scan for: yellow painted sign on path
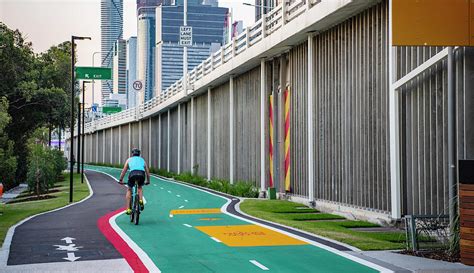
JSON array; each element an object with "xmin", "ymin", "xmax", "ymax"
[
  {"xmin": 170, "ymin": 208, "xmax": 222, "ymax": 216},
  {"xmin": 196, "ymin": 225, "xmax": 308, "ymax": 247}
]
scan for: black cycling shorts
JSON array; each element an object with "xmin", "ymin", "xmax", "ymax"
[{"xmin": 128, "ymin": 170, "xmax": 145, "ymax": 188}]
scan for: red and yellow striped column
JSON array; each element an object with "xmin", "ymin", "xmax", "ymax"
[
  {"xmin": 284, "ymin": 87, "xmax": 291, "ymax": 192},
  {"xmin": 269, "ymin": 94, "xmax": 274, "ymax": 188}
]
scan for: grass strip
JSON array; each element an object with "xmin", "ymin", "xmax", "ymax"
[{"xmin": 240, "ymin": 199, "xmax": 406, "ymax": 251}]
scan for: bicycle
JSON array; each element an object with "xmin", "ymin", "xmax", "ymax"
[{"xmin": 129, "ymin": 180, "xmax": 141, "ymax": 225}]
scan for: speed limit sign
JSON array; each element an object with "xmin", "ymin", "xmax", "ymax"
[{"xmin": 133, "ymin": 80, "xmax": 143, "ymax": 91}]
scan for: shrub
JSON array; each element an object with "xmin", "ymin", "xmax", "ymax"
[
  {"xmin": 50, "ymin": 149, "xmax": 67, "ymax": 180},
  {"xmin": 232, "ymin": 181, "xmax": 259, "ymax": 198},
  {"xmin": 26, "ymin": 144, "xmax": 56, "ymax": 196}
]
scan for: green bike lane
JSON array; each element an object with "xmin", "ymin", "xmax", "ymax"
[{"xmin": 87, "ymin": 166, "xmax": 384, "ymax": 273}]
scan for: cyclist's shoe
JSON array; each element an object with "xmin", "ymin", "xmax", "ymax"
[
  {"xmin": 139, "ymin": 200, "xmax": 144, "ymax": 211},
  {"xmin": 125, "ymin": 208, "xmax": 132, "ymax": 215}
]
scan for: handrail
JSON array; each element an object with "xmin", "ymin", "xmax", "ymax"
[{"xmin": 77, "ymin": 0, "xmax": 316, "ymax": 135}]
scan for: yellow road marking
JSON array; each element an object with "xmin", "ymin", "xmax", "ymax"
[
  {"xmin": 170, "ymin": 208, "xmax": 222, "ymax": 215},
  {"xmin": 199, "ymin": 218, "xmax": 222, "ymax": 221},
  {"xmin": 195, "ymin": 225, "xmax": 308, "ymax": 247}
]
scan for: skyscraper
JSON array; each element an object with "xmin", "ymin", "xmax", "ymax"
[
  {"xmin": 101, "ymin": 0, "xmax": 123, "ymax": 105},
  {"xmin": 137, "ymin": 0, "xmax": 162, "ymax": 104},
  {"xmin": 126, "ymin": 37, "xmax": 138, "ymax": 108},
  {"xmin": 155, "ymin": 3, "xmax": 228, "ymax": 92},
  {"xmin": 112, "ymin": 39, "xmax": 127, "ymax": 94}
]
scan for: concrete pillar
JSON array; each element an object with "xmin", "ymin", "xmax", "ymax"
[
  {"xmin": 191, "ymin": 97, "xmax": 195, "ymax": 173},
  {"xmin": 119, "ymin": 126, "xmax": 122, "ymax": 163},
  {"xmin": 149, "ymin": 118, "xmax": 152, "ymax": 164},
  {"xmin": 307, "ymin": 34, "xmax": 315, "ymax": 203},
  {"xmin": 110, "ymin": 127, "xmax": 113, "ymax": 164},
  {"xmin": 167, "ymin": 110, "xmax": 170, "ymax": 172},
  {"xmin": 229, "ymin": 76, "xmax": 234, "ymax": 184},
  {"xmin": 207, "ymin": 87, "xmax": 212, "ymax": 181},
  {"xmin": 178, "ymin": 104, "xmax": 181, "ymax": 173},
  {"xmin": 158, "ymin": 114, "xmax": 161, "ymax": 168},
  {"xmin": 260, "ymin": 59, "xmax": 266, "ymax": 192}
]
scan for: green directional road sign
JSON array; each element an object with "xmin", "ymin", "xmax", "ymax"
[{"xmin": 75, "ymin": 67, "xmax": 112, "ymax": 80}]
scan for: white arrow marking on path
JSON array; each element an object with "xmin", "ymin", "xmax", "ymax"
[
  {"xmin": 63, "ymin": 252, "xmax": 81, "ymax": 262},
  {"xmin": 184, "ymin": 200, "xmax": 188, "ymax": 202},
  {"xmin": 54, "ymin": 244, "xmax": 83, "ymax": 251},
  {"xmin": 61, "ymin": 237, "xmax": 75, "ymax": 244},
  {"xmin": 179, "ymin": 205, "xmax": 185, "ymax": 209}
]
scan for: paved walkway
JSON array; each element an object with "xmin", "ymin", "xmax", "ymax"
[{"xmin": 3, "ymin": 171, "xmax": 130, "ymax": 272}]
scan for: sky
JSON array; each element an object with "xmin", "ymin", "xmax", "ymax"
[{"xmin": 0, "ymin": 0, "xmax": 255, "ymax": 106}]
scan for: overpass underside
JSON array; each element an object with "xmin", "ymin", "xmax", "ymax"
[{"xmin": 72, "ymin": 0, "xmax": 474, "ymax": 224}]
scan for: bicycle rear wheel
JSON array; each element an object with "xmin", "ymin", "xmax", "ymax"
[
  {"xmin": 134, "ymin": 194, "xmax": 140, "ymax": 225},
  {"xmin": 130, "ymin": 197, "xmax": 135, "ymax": 223}
]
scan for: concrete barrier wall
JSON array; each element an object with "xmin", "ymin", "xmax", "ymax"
[
  {"xmin": 169, "ymin": 108, "xmax": 179, "ymax": 173},
  {"xmin": 211, "ymin": 83, "xmax": 230, "ymax": 180},
  {"xmin": 160, "ymin": 113, "xmax": 168, "ymax": 170},
  {"xmin": 194, "ymin": 92, "xmax": 208, "ymax": 177},
  {"xmin": 150, "ymin": 116, "xmax": 160, "ymax": 169},
  {"xmin": 234, "ymin": 66, "xmax": 262, "ymax": 185}
]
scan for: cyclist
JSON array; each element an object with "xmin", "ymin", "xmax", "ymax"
[{"xmin": 119, "ymin": 148, "xmax": 151, "ymax": 215}]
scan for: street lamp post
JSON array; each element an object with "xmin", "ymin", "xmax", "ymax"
[
  {"xmin": 70, "ymin": 35, "xmax": 91, "ymax": 203},
  {"xmin": 81, "ymin": 81, "xmax": 91, "ymax": 184}
]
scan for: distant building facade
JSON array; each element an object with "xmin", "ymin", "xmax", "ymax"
[
  {"xmin": 155, "ymin": 3, "xmax": 228, "ymax": 92},
  {"xmin": 126, "ymin": 37, "xmax": 138, "ymax": 108},
  {"xmin": 101, "ymin": 0, "xmax": 123, "ymax": 104},
  {"xmin": 137, "ymin": 0, "xmax": 162, "ymax": 104},
  {"xmin": 112, "ymin": 39, "xmax": 127, "ymax": 95}
]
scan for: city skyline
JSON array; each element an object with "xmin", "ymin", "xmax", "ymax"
[{"xmin": 0, "ymin": 0, "xmax": 255, "ymax": 107}]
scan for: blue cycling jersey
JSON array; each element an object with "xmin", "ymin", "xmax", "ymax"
[{"xmin": 128, "ymin": 156, "xmax": 145, "ymax": 172}]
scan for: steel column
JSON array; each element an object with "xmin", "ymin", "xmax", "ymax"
[{"xmin": 389, "ymin": 0, "xmax": 401, "ymax": 219}]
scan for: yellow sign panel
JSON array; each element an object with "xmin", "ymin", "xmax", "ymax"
[
  {"xmin": 199, "ymin": 218, "xmax": 222, "ymax": 221},
  {"xmin": 170, "ymin": 208, "xmax": 222, "ymax": 215},
  {"xmin": 195, "ymin": 225, "xmax": 308, "ymax": 247},
  {"xmin": 392, "ymin": 0, "xmax": 472, "ymax": 46}
]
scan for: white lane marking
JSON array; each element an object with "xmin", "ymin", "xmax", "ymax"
[
  {"xmin": 250, "ymin": 260, "xmax": 269, "ymax": 271},
  {"xmin": 160, "ymin": 187, "xmax": 164, "ymax": 189},
  {"xmin": 210, "ymin": 237, "xmax": 221, "ymax": 243},
  {"xmin": 184, "ymin": 199, "xmax": 188, "ymax": 202},
  {"xmin": 179, "ymin": 205, "xmax": 185, "ymax": 209},
  {"xmin": 168, "ymin": 190, "xmax": 172, "ymax": 193},
  {"xmin": 109, "ymin": 211, "xmax": 161, "ymax": 272},
  {"xmin": 153, "ymin": 184, "xmax": 157, "ymax": 187},
  {"xmin": 61, "ymin": 237, "xmax": 76, "ymax": 244},
  {"xmin": 176, "ymin": 195, "xmax": 181, "ymax": 197},
  {"xmin": 183, "ymin": 224, "xmax": 192, "ymax": 228},
  {"xmin": 169, "ymin": 214, "xmax": 173, "ymax": 218},
  {"xmin": 0, "ymin": 173, "xmax": 94, "ymax": 267}
]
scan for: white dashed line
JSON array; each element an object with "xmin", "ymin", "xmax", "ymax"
[
  {"xmin": 168, "ymin": 190, "xmax": 172, "ymax": 193},
  {"xmin": 184, "ymin": 200, "xmax": 188, "ymax": 202},
  {"xmin": 250, "ymin": 260, "xmax": 269, "ymax": 271},
  {"xmin": 183, "ymin": 224, "xmax": 192, "ymax": 228},
  {"xmin": 160, "ymin": 187, "xmax": 164, "ymax": 189},
  {"xmin": 169, "ymin": 214, "xmax": 173, "ymax": 218},
  {"xmin": 176, "ymin": 195, "xmax": 181, "ymax": 197},
  {"xmin": 179, "ymin": 205, "xmax": 185, "ymax": 209},
  {"xmin": 210, "ymin": 237, "xmax": 221, "ymax": 243}
]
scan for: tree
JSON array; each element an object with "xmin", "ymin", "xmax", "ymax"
[{"xmin": 0, "ymin": 23, "xmax": 73, "ymax": 186}]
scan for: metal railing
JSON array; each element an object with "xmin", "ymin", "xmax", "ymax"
[{"xmin": 77, "ymin": 0, "xmax": 319, "ymax": 135}]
